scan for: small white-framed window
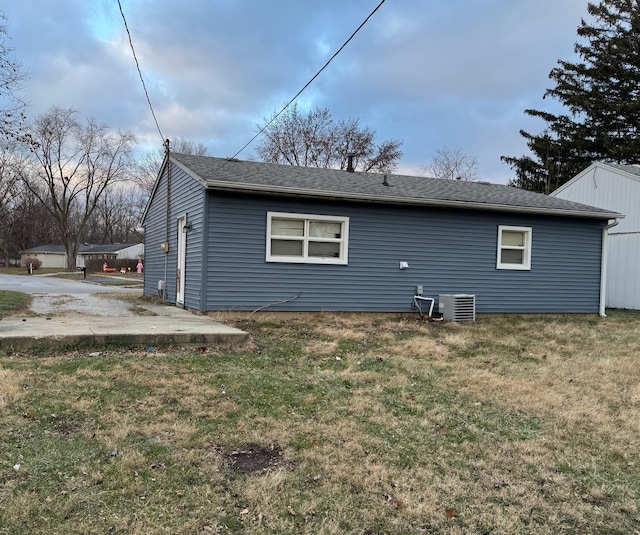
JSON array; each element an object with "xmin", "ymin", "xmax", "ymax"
[
  {"xmin": 497, "ymin": 225, "xmax": 532, "ymax": 270},
  {"xmin": 266, "ymin": 212, "xmax": 349, "ymax": 265}
]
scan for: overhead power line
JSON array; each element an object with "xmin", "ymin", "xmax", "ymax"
[
  {"xmin": 117, "ymin": 0, "xmax": 165, "ymax": 144},
  {"xmin": 229, "ymin": 0, "xmax": 386, "ymax": 160}
]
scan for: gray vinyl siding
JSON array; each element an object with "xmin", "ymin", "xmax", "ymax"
[
  {"xmin": 142, "ymin": 162, "xmax": 206, "ymax": 309},
  {"xmin": 204, "ymin": 192, "xmax": 604, "ymax": 313},
  {"xmin": 141, "ymin": 172, "xmax": 167, "ymax": 301}
]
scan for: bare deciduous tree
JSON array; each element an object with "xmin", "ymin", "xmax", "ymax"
[
  {"xmin": 6, "ymin": 180, "xmax": 58, "ymax": 260},
  {"xmin": 418, "ymin": 147, "xmax": 479, "ymax": 181},
  {"xmin": 84, "ymin": 184, "xmax": 146, "ymax": 244},
  {"xmin": 19, "ymin": 107, "xmax": 135, "ymax": 270},
  {"xmin": 0, "ymin": 151, "xmax": 59, "ymax": 265},
  {"xmin": 0, "ymin": 144, "xmax": 24, "ymax": 265},
  {"xmin": 255, "ymin": 104, "xmax": 403, "ymax": 173},
  {"xmin": 0, "ymin": 13, "xmax": 28, "ymax": 142},
  {"xmin": 134, "ymin": 137, "xmax": 209, "ymax": 194}
]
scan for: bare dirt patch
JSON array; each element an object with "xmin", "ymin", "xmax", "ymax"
[
  {"xmin": 49, "ymin": 415, "xmax": 82, "ymax": 436},
  {"xmin": 226, "ymin": 442, "xmax": 285, "ymax": 474}
]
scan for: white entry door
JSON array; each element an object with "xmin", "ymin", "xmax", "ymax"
[{"xmin": 176, "ymin": 216, "xmax": 187, "ymax": 306}]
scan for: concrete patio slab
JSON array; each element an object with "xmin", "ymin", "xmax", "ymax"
[{"xmin": 0, "ymin": 304, "xmax": 248, "ymax": 350}]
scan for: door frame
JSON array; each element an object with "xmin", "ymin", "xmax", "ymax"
[{"xmin": 176, "ymin": 215, "xmax": 187, "ymax": 306}]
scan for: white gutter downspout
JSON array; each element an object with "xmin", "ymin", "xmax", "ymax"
[{"xmin": 599, "ymin": 218, "xmax": 620, "ymax": 317}]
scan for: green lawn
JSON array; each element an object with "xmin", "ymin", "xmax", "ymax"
[
  {"xmin": 0, "ymin": 290, "xmax": 32, "ymax": 317},
  {"xmin": 0, "ymin": 267, "xmax": 67, "ymax": 276},
  {"xmin": 1, "ymin": 311, "xmax": 639, "ymax": 534}
]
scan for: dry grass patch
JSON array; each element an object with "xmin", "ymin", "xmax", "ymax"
[
  {"xmin": 443, "ymin": 317, "xmax": 640, "ymax": 442},
  {"xmin": 303, "ymin": 339, "xmax": 338, "ymax": 356},
  {"xmin": 1, "ymin": 311, "xmax": 640, "ymax": 534},
  {"xmin": 314, "ymin": 325, "xmax": 368, "ymax": 341},
  {"xmin": 0, "ymin": 366, "xmax": 21, "ymax": 409},
  {"xmin": 388, "ymin": 336, "xmax": 451, "ymax": 360}
]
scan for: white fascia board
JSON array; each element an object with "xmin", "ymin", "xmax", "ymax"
[{"xmin": 551, "ymin": 162, "xmax": 601, "ymax": 196}]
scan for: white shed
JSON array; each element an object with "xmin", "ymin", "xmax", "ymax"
[{"xmin": 551, "ymin": 162, "xmax": 639, "ymax": 309}]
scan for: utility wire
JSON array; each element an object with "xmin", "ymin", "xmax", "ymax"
[
  {"xmin": 117, "ymin": 0, "xmax": 165, "ymax": 144},
  {"xmin": 229, "ymin": 0, "xmax": 386, "ymax": 160}
]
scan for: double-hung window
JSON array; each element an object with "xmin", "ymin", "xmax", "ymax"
[
  {"xmin": 497, "ymin": 225, "xmax": 532, "ymax": 270},
  {"xmin": 266, "ymin": 212, "xmax": 349, "ymax": 265}
]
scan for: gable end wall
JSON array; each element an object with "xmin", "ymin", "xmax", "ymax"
[
  {"xmin": 554, "ymin": 165, "xmax": 640, "ymax": 309},
  {"xmin": 142, "ymin": 162, "xmax": 206, "ymax": 308}
]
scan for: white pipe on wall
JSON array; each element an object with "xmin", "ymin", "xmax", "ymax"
[{"xmin": 600, "ymin": 218, "xmax": 620, "ymax": 317}]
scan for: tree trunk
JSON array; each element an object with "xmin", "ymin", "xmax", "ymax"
[{"xmin": 62, "ymin": 237, "xmax": 79, "ymax": 272}]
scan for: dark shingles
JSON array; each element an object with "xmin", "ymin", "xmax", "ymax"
[
  {"xmin": 606, "ymin": 162, "xmax": 640, "ymax": 177},
  {"xmin": 21, "ymin": 244, "xmax": 137, "ymax": 255},
  {"xmin": 20, "ymin": 244, "xmax": 66, "ymax": 254},
  {"xmin": 171, "ymin": 153, "xmax": 621, "ymax": 219},
  {"xmin": 80, "ymin": 244, "xmax": 141, "ymax": 254}
]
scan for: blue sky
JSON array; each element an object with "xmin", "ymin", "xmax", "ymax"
[{"xmin": 5, "ymin": 0, "xmax": 588, "ymax": 183}]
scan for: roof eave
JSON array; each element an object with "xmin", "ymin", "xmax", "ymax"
[{"xmin": 205, "ymin": 180, "xmax": 621, "ymax": 220}]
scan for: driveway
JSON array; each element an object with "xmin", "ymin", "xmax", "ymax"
[{"xmin": 0, "ymin": 274, "xmax": 142, "ymax": 317}]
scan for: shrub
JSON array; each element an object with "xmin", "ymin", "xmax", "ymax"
[{"xmin": 22, "ymin": 257, "xmax": 42, "ymax": 270}]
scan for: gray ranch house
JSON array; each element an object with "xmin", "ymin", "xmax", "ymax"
[
  {"xmin": 78, "ymin": 243, "xmax": 145, "ymax": 268},
  {"xmin": 141, "ymin": 153, "xmax": 621, "ymax": 316}
]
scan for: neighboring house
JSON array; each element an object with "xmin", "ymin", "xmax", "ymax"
[
  {"xmin": 21, "ymin": 243, "xmax": 144, "ymax": 269},
  {"xmin": 141, "ymin": 153, "xmax": 620, "ymax": 315},
  {"xmin": 1, "ymin": 253, "xmax": 22, "ymax": 267},
  {"xmin": 551, "ymin": 162, "xmax": 637, "ymax": 309},
  {"xmin": 20, "ymin": 244, "xmax": 84, "ymax": 269},
  {"xmin": 78, "ymin": 243, "xmax": 144, "ymax": 268}
]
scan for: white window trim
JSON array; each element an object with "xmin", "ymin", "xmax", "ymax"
[
  {"xmin": 496, "ymin": 225, "xmax": 532, "ymax": 270},
  {"xmin": 266, "ymin": 212, "xmax": 349, "ymax": 265}
]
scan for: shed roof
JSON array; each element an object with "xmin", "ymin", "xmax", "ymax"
[
  {"xmin": 80, "ymin": 243, "xmax": 142, "ymax": 255},
  {"xmin": 20, "ymin": 244, "xmax": 66, "ymax": 254},
  {"xmin": 606, "ymin": 162, "xmax": 640, "ymax": 178},
  {"xmin": 169, "ymin": 153, "xmax": 621, "ymax": 220},
  {"xmin": 21, "ymin": 244, "xmax": 94, "ymax": 254},
  {"xmin": 21, "ymin": 244, "xmax": 138, "ymax": 255}
]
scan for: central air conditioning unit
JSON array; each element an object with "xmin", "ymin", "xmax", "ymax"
[{"xmin": 438, "ymin": 294, "xmax": 476, "ymax": 322}]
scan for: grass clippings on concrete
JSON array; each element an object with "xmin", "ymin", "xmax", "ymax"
[{"xmin": 0, "ymin": 311, "xmax": 639, "ymax": 534}]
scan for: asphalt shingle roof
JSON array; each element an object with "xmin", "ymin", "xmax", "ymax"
[
  {"xmin": 605, "ymin": 162, "xmax": 640, "ymax": 178},
  {"xmin": 20, "ymin": 244, "xmax": 66, "ymax": 254},
  {"xmin": 21, "ymin": 244, "xmax": 94, "ymax": 254},
  {"xmin": 21, "ymin": 244, "xmax": 139, "ymax": 255},
  {"xmin": 171, "ymin": 153, "xmax": 621, "ymax": 220},
  {"xmin": 80, "ymin": 244, "xmax": 141, "ymax": 254}
]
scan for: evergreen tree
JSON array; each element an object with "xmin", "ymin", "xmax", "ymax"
[{"xmin": 502, "ymin": 0, "xmax": 640, "ymax": 193}]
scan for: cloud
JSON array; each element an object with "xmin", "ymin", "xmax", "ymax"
[{"xmin": 5, "ymin": 0, "xmax": 590, "ymax": 182}]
